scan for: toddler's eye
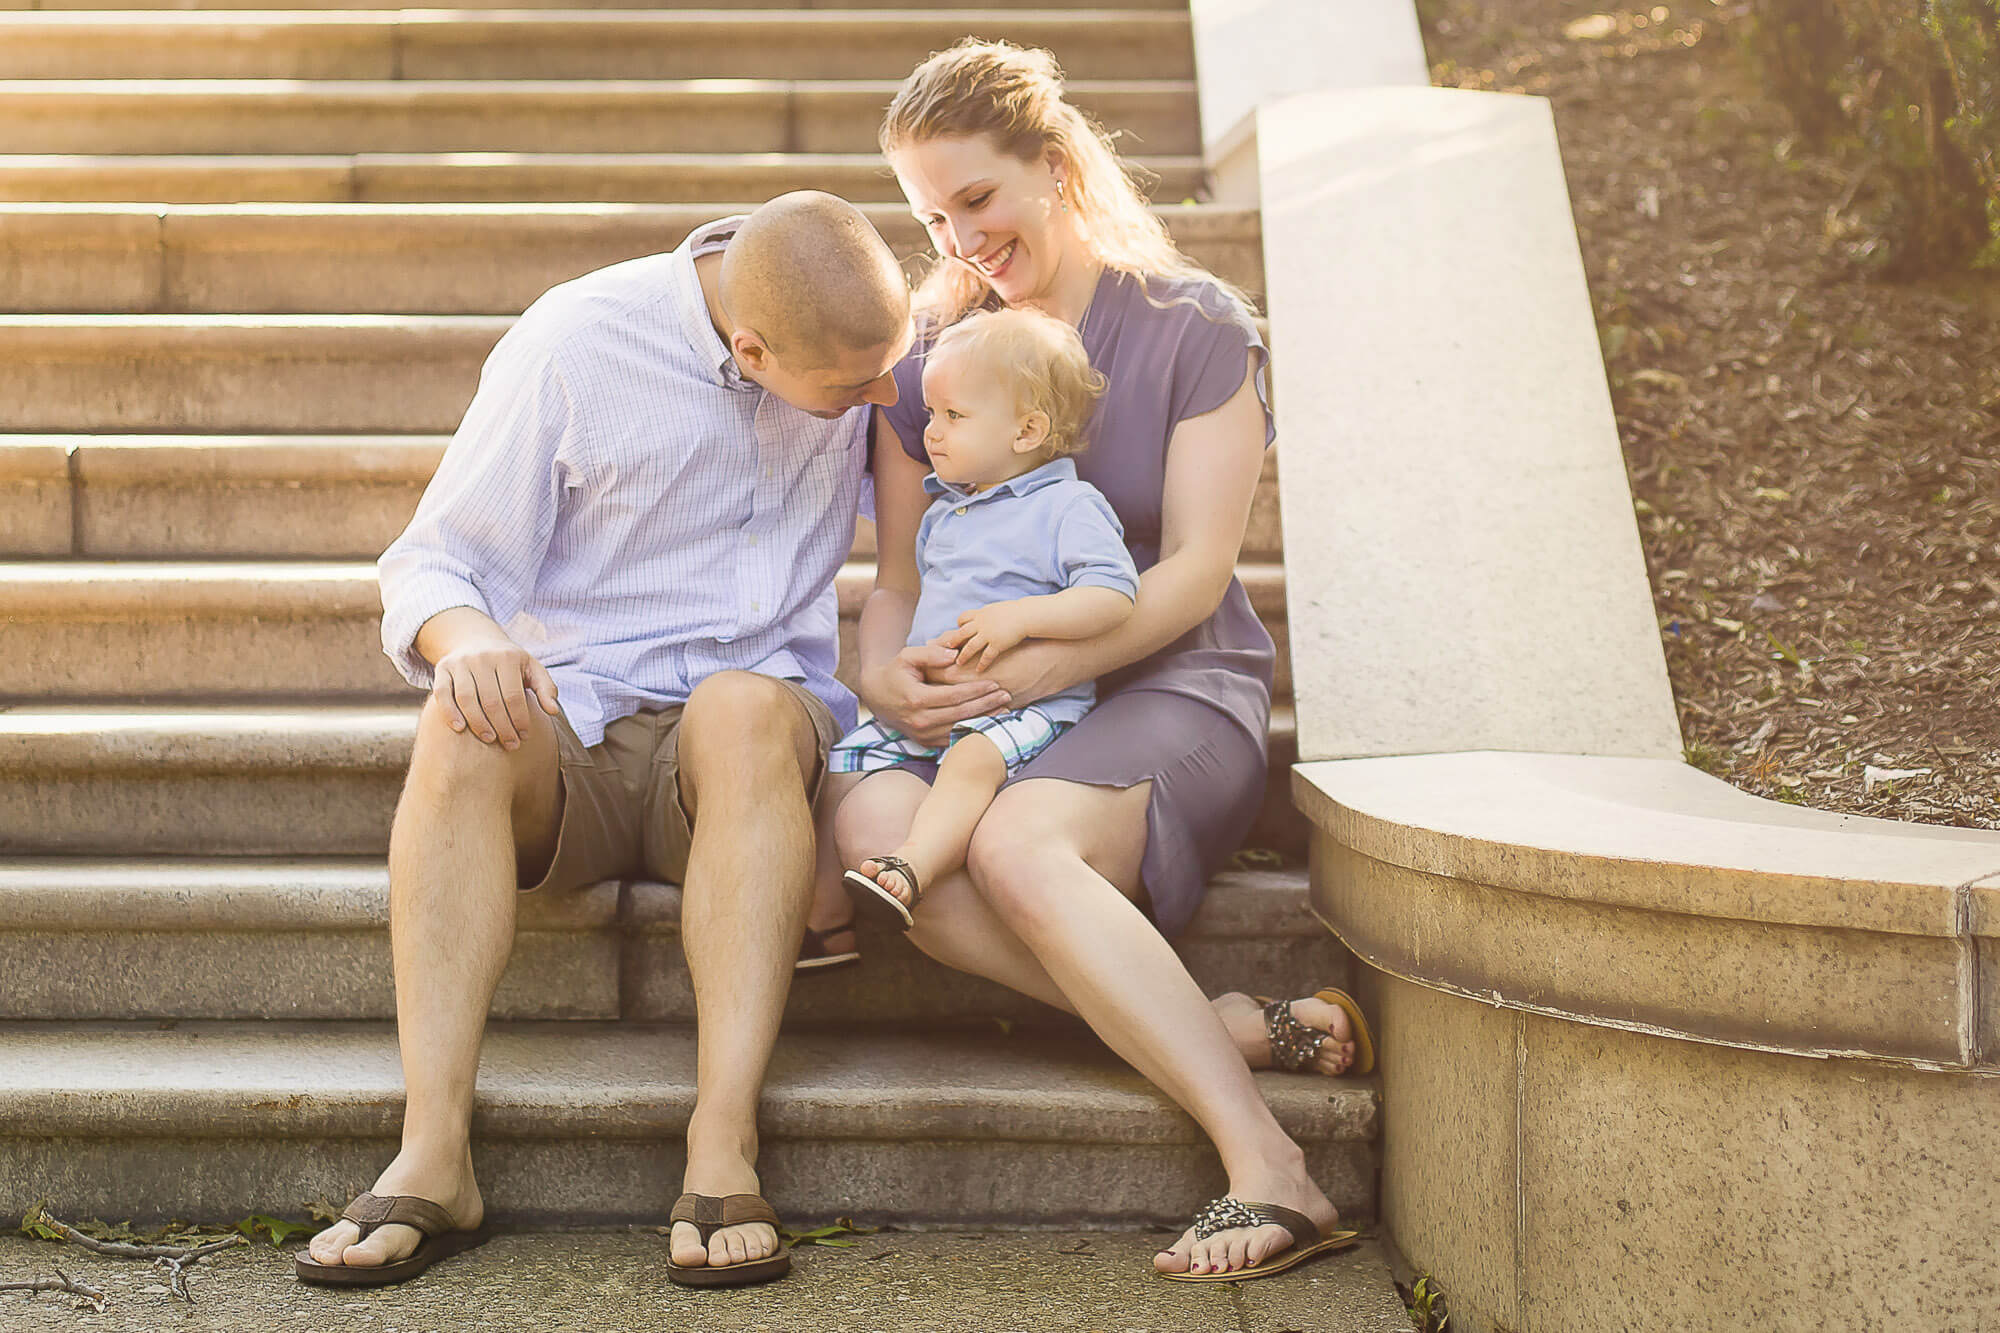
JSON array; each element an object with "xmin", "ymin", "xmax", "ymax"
[{"xmin": 945, "ymin": 409, "xmax": 962, "ymax": 420}]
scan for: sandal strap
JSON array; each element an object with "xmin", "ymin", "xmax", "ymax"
[
  {"xmin": 870, "ymin": 855, "xmax": 922, "ymax": 907},
  {"xmin": 1262, "ymin": 999, "xmax": 1329, "ymax": 1072},
  {"xmin": 669, "ymin": 1193, "xmax": 780, "ymax": 1244},
  {"xmin": 1190, "ymin": 1196, "xmax": 1321, "ymax": 1246},
  {"xmin": 341, "ymin": 1192, "xmax": 456, "ymax": 1242}
]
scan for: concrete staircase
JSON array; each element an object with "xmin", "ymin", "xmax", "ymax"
[{"xmin": 0, "ymin": 0, "xmax": 1372, "ymax": 1241}]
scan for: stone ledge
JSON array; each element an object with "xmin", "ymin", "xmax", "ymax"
[{"xmin": 1298, "ymin": 752, "xmax": 2000, "ymax": 1070}]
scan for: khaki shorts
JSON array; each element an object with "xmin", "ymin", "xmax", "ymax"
[{"xmin": 523, "ymin": 676, "xmax": 840, "ymax": 894}]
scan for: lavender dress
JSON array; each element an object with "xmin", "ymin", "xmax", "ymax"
[{"xmin": 879, "ymin": 268, "xmax": 1276, "ymax": 935}]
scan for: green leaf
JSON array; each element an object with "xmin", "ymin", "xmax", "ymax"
[
  {"xmin": 235, "ymin": 1215, "xmax": 316, "ymax": 1248},
  {"xmin": 778, "ymin": 1216, "xmax": 880, "ymax": 1249}
]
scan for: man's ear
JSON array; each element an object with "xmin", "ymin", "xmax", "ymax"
[
  {"xmin": 731, "ymin": 329, "xmax": 772, "ymax": 373},
  {"xmin": 1014, "ymin": 410, "xmax": 1051, "ymax": 455}
]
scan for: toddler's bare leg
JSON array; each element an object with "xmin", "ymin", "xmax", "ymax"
[{"xmin": 855, "ymin": 732, "xmax": 1007, "ymax": 908}]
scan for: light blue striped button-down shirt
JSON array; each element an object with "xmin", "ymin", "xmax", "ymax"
[{"xmin": 379, "ymin": 217, "xmax": 870, "ymax": 745}]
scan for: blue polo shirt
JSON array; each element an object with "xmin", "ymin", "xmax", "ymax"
[{"xmin": 908, "ymin": 457, "xmax": 1141, "ymax": 726}]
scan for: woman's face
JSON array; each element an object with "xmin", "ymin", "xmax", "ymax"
[{"xmin": 891, "ymin": 134, "xmax": 1077, "ymax": 308}]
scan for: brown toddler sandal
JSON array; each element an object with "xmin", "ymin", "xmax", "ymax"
[
  {"xmin": 1158, "ymin": 1196, "xmax": 1359, "ymax": 1283},
  {"xmin": 665, "ymin": 1192, "xmax": 792, "ymax": 1288},
  {"xmin": 292, "ymin": 1191, "xmax": 492, "ymax": 1287},
  {"xmin": 1254, "ymin": 986, "xmax": 1376, "ymax": 1076},
  {"xmin": 843, "ymin": 855, "xmax": 921, "ymax": 932}
]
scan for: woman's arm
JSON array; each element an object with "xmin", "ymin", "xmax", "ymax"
[
  {"xmin": 856, "ymin": 408, "xmax": 1012, "ymax": 744},
  {"xmin": 929, "ymin": 352, "xmax": 1267, "ymax": 703}
]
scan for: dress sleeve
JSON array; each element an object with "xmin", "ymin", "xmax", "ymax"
[
  {"xmin": 377, "ymin": 331, "xmax": 576, "ymax": 688},
  {"xmin": 1168, "ymin": 294, "xmax": 1277, "ymax": 448},
  {"xmin": 879, "ymin": 346, "xmax": 932, "ymax": 465},
  {"xmin": 1053, "ymin": 487, "xmax": 1142, "ymax": 601}
]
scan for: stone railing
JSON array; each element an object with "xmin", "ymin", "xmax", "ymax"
[{"xmin": 1192, "ymin": 8, "xmax": 2000, "ymax": 1330}]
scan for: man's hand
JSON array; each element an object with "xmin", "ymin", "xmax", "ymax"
[
  {"xmin": 861, "ymin": 644, "xmax": 1011, "ymax": 748},
  {"xmin": 936, "ymin": 600, "xmax": 1035, "ymax": 672},
  {"xmin": 432, "ymin": 634, "xmax": 561, "ymax": 750}
]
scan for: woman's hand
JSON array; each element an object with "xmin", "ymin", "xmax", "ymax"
[
  {"xmin": 862, "ymin": 644, "xmax": 1011, "ymax": 747},
  {"xmin": 922, "ymin": 638, "xmax": 1073, "ymax": 709}
]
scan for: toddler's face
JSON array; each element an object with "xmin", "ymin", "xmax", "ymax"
[{"xmin": 919, "ymin": 347, "xmax": 1041, "ymax": 490}]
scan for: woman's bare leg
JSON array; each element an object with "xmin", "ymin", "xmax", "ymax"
[
  {"xmin": 836, "ymin": 772, "xmax": 1361, "ymax": 1074},
  {"xmin": 839, "ymin": 770, "xmax": 1346, "ymax": 1275}
]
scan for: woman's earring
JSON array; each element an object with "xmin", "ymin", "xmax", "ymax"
[{"xmin": 1056, "ymin": 178, "xmax": 1068, "ymax": 212}]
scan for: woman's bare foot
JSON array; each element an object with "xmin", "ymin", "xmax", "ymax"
[
  {"xmin": 1212, "ymin": 991, "xmax": 1358, "ymax": 1076},
  {"xmin": 304, "ymin": 1146, "xmax": 484, "ymax": 1269},
  {"xmin": 1152, "ymin": 1157, "xmax": 1340, "ymax": 1277}
]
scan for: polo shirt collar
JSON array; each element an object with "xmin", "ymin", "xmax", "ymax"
[
  {"xmin": 925, "ymin": 456, "xmax": 1079, "ymax": 504},
  {"xmin": 679, "ymin": 215, "xmax": 755, "ymax": 391}
]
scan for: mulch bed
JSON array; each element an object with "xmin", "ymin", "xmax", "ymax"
[{"xmin": 1422, "ymin": 0, "xmax": 2000, "ymax": 829}]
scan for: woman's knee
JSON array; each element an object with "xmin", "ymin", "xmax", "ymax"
[
  {"xmin": 833, "ymin": 771, "xmax": 925, "ymax": 865},
  {"xmin": 963, "ymin": 792, "xmax": 1085, "ymax": 929}
]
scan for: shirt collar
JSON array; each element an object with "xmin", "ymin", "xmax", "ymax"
[
  {"xmin": 678, "ymin": 215, "xmax": 756, "ymax": 391},
  {"xmin": 924, "ymin": 456, "xmax": 1079, "ymax": 505}
]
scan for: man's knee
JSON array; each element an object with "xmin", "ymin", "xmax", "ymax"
[
  {"xmin": 680, "ymin": 672, "xmax": 816, "ymax": 777},
  {"xmin": 408, "ymin": 695, "xmax": 553, "ymax": 802}
]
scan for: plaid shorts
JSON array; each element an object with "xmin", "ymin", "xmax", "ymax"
[{"xmin": 828, "ymin": 706, "xmax": 1073, "ymax": 778}]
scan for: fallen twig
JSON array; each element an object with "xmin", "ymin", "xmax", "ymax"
[
  {"xmin": 24, "ymin": 1205, "xmax": 247, "ymax": 1306},
  {"xmin": 0, "ymin": 1267, "xmax": 108, "ymax": 1312}
]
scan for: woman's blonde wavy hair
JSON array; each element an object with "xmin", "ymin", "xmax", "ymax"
[{"xmin": 880, "ymin": 38, "xmax": 1256, "ymax": 330}]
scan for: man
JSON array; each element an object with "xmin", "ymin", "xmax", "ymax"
[{"xmin": 298, "ymin": 192, "xmax": 915, "ymax": 1289}]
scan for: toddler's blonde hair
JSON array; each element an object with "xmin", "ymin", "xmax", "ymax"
[{"xmin": 933, "ymin": 307, "xmax": 1106, "ymax": 458}]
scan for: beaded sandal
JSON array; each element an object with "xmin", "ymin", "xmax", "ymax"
[
  {"xmin": 1158, "ymin": 1196, "xmax": 1359, "ymax": 1283},
  {"xmin": 1256, "ymin": 987, "xmax": 1376, "ymax": 1076},
  {"xmin": 843, "ymin": 855, "xmax": 921, "ymax": 932}
]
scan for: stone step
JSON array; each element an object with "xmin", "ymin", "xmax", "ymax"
[
  {"xmin": 0, "ymin": 151, "xmax": 1208, "ymax": 204},
  {"xmin": 0, "ymin": 308, "xmax": 1262, "ymax": 431},
  {"xmin": 0, "ymin": 559, "xmax": 1294, "ymax": 701},
  {"xmin": 9, "ymin": 434, "xmax": 1282, "ymax": 560},
  {"xmin": 0, "ymin": 202, "xmax": 1261, "ymax": 314},
  {"xmin": 0, "ymin": 11, "xmax": 1192, "ymax": 82},
  {"xmin": 0, "ymin": 1022, "xmax": 1378, "ymax": 1227},
  {"xmin": 0, "ymin": 858, "xmax": 1337, "ymax": 1024},
  {"xmin": 0, "ymin": 703, "xmax": 1304, "ymax": 856},
  {"xmin": 0, "ymin": 79, "xmax": 1195, "ymax": 155}
]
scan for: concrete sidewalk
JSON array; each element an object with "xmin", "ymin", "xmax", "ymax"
[{"xmin": 0, "ymin": 1229, "xmax": 1410, "ymax": 1332}]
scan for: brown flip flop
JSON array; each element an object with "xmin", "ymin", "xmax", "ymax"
[
  {"xmin": 1254, "ymin": 986, "xmax": 1376, "ymax": 1076},
  {"xmin": 292, "ymin": 1191, "xmax": 492, "ymax": 1287},
  {"xmin": 664, "ymin": 1192, "xmax": 792, "ymax": 1288},
  {"xmin": 1158, "ymin": 1197, "xmax": 1359, "ymax": 1283}
]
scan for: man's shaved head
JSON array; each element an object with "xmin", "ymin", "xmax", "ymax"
[{"xmin": 720, "ymin": 191, "xmax": 911, "ymax": 370}]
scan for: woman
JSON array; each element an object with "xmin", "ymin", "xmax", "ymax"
[{"xmin": 827, "ymin": 39, "xmax": 1369, "ymax": 1281}]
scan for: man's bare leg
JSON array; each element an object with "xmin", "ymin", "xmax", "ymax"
[
  {"xmin": 667, "ymin": 672, "xmax": 822, "ymax": 1273},
  {"xmin": 305, "ymin": 700, "xmax": 563, "ymax": 1268}
]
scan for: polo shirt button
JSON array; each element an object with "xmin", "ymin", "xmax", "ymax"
[{"xmin": 955, "ymin": 506, "xmax": 968, "ymax": 516}]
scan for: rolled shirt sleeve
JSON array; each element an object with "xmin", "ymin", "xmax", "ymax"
[
  {"xmin": 1053, "ymin": 488, "xmax": 1141, "ymax": 602},
  {"xmin": 378, "ymin": 330, "xmax": 576, "ymax": 689}
]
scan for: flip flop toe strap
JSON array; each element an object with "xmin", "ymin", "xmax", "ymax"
[
  {"xmin": 1262, "ymin": 999, "xmax": 1329, "ymax": 1072},
  {"xmin": 670, "ymin": 1193, "xmax": 780, "ymax": 1246},
  {"xmin": 341, "ymin": 1192, "xmax": 455, "ymax": 1243},
  {"xmin": 1191, "ymin": 1197, "xmax": 1320, "ymax": 1246}
]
